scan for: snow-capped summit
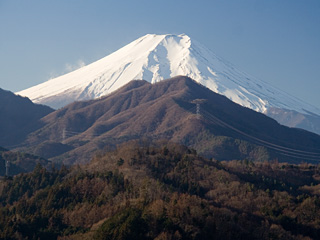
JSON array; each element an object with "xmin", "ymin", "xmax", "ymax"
[{"xmin": 17, "ymin": 34, "xmax": 320, "ymax": 118}]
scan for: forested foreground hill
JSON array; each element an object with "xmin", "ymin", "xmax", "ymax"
[{"xmin": 0, "ymin": 141, "xmax": 320, "ymax": 239}]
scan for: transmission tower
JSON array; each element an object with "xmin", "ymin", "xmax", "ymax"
[
  {"xmin": 5, "ymin": 160, "xmax": 10, "ymax": 177},
  {"xmin": 191, "ymin": 99, "xmax": 207, "ymax": 119}
]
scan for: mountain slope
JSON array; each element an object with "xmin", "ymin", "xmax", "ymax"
[
  {"xmin": 266, "ymin": 107, "xmax": 320, "ymax": 135},
  {"xmin": 0, "ymin": 88, "xmax": 54, "ymax": 148},
  {"xmin": 21, "ymin": 76, "xmax": 320, "ymax": 165},
  {"xmin": 17, "ymin": 34, "xmax": 320, "ymax": 118}
]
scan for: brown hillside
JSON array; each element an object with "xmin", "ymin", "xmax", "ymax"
[{"xmin": 20, "ymin": 76, "xmax": 320, "ymax": 165}]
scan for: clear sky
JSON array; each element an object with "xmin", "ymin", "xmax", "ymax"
[{"xmin": 1, "ymin": 0, "xmax": 319, "ymax": 108}]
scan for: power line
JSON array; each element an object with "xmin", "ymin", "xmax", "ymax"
[
  {"xmin": 62, "ymin": 129, "xmax": 106, "ymax": 141},
  {"xmin": 188, "ymin": 105, "xmax": 320, "ymax": 162}
]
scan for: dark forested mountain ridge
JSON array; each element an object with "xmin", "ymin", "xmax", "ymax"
[
  {"xmin": 0, "ymin": 88, "xmax": 54, "ymax": 147},
  {"xmin": 20, "ymin": 76, "xmax": 320, "ymax": 165}
]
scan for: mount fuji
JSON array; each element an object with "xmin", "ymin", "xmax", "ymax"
[{"xmin": 17, "ymin": 34, "xmax": 320, "ymax": 134}]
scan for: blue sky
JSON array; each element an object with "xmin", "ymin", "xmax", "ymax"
[{"xmin": 0, "ymin": 0, "xmax": 319, "ymax": 108}]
